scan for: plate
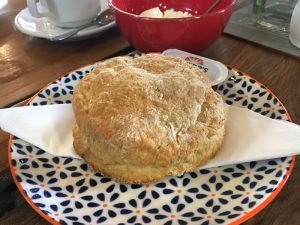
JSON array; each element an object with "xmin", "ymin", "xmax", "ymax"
[
  {"xmin": 14, "ymin": 6, "xmax": 116, "ymax": 41},
  {"xmin": 9, "ymin": 62, "xmax": 295, "ymax": 225}
]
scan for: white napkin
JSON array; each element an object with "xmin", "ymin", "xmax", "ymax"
[
  {"xmin": 0, "ymin": 104, "xmax": 300, "ymax": 168},
  {"xmin": 0, "ymin": 104, "xmax": 79, "ymax": 158}
]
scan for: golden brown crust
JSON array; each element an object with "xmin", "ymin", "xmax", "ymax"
[{"xmin": 72, "ymin": 54, "xmax": 225, "ymax": 184}]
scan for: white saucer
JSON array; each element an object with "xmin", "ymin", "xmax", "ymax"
[{"xmin": 14, "ymin": 7, "xmax": 116, "ymax": 41}]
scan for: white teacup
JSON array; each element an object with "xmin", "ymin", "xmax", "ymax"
[
  {"xmin": 26, "ymin": 0, "xmax": 101, "ymax": 28},
  {"xmin": 289, "ymin": 0, "xmax": 300, "ymax": 48}
]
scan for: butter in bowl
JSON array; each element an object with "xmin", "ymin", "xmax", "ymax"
[{"xmin": 108, "ymin": 0, "xmax": 237, "ymax": 53}]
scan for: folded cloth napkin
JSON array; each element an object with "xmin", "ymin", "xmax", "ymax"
[{"xmin": 0, "ymin": 104, "xmax": 300, "ymax": 168}]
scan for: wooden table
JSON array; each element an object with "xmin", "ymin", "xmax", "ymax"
[{"xmin": 1, "ymin": 1, "xmax": 299, "ymax": 225}]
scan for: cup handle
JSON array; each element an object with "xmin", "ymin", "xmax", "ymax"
[{"xmin": 26, "ymin": 0, "xmax": 47, "ymax": 18}]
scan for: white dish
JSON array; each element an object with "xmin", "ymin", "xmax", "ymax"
[
  {"xmin": 162, "ymin": 49, "xmax": 228, "ymax": 86},
  {"xmin": 14, "ymin": 5, "xmax": 116, "ymax": 41}
]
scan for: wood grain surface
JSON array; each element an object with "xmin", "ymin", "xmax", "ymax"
[{"xmin": 1, "ymin": 0, "xmax": 300, "ymax": 225}]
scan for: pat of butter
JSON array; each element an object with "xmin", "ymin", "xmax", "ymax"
[
  {"xmin": 140, "ymin": 7, "xmax": 164, "ymax": 18},
  {"xmin": 140, "ymin": 7, "xmax": 192, "ymax": 18},
  {"xmin": 164, "ymin": 9, "xmax": 192, "ymax": 18}
]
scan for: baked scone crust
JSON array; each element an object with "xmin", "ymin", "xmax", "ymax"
[{"xmin": 72, "ymin": 54, "xmax": 225, "ymax": 184}]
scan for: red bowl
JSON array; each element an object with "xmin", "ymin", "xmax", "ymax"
[{"xmin": 109, "ymin": 0, "xmax": 237, "ymax": 53}]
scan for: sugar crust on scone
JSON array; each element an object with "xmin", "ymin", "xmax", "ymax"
[{"xmin": 72, "ymin": 54, "xmax": 225, "ymax": 184}]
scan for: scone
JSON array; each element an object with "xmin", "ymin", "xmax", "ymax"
[{"xmin": 72, "ymin": 54, "xmax": 225, "ymax": 184}]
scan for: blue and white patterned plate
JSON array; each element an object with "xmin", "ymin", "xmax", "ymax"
[{"xmin": 9, "ymin": 63, "xmax": 295, "ymax": 225}]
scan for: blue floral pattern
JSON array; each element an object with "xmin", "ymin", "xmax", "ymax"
[{"xmin": 9, "ymin": 65, "xmax": 295, "ymax": 224}]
